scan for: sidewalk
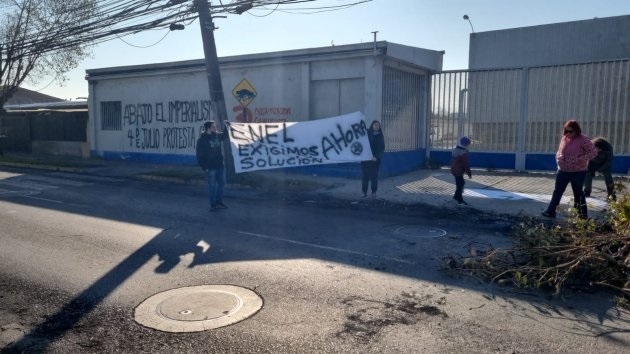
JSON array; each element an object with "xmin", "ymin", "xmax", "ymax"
[
  {"xmin": 0, "ymin": 153, "xmax": 623, "ymax": 220},
  {"xmin": 273, "ymin": 168, "xmax": 616, "ymax": 219},
  {"xmin": 0, "ymin": 154, "xmax": 627, "ymax": 218}
]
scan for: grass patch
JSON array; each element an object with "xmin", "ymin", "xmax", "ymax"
[
  {"xmin": 230, "ymin": 171, "xmax": 323, "ymax": 191},
  {"xmin": 142, "ymin": 168, "xmax": 206, "ymax": 180},
  {"xmin": 0, "ymin": 154, "xmax": 104, "ymax": 168}
]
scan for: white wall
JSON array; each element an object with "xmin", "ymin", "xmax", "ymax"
[
  {"xmin": 87, "ymin": 44, "xmax": 434, "ymax": 161},
  {"xmin": 90, "ymin": 62, "xmax": 310, "ymax": 156}
]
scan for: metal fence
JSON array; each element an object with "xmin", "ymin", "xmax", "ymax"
[
  {"xmin": 382, "ymin": 66, "xmax": 427, "ymax": 152},
  {"xmin": 430, "ymin": 59, "xmax": 630, "ymax": 170}
]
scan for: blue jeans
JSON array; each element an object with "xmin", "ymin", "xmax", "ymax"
[
  {"xmin": 207, "ymin": 166, "xmax": 225, "ymax": 206},
  {"xmin": 545, "ymin": 170, "xmax": 587, "ymax": 217}
]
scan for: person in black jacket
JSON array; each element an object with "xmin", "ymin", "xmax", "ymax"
[
  {"xmin": 196, "ymin": 120, "xmax": 228, "ymax": 211},
  {"xmin": 361, "ymin": 120, "xmax": 385, "ymax": 198},
  {"xmin": 583, "ymin": 137, "xmax": 616, "ymax": 201}
]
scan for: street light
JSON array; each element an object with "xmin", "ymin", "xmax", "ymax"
[{"xmin": 463, "ymin": 14, "xmax": 475, "ymax": 33}]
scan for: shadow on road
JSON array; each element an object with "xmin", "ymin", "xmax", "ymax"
[{"xmin": 1, "ymin": 167, "xmax": 628, "ymax": 351}]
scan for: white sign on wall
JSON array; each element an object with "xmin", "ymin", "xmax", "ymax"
[{"xmin": 227, "ymin": 112, "xmax": 372, "ymax": 173}]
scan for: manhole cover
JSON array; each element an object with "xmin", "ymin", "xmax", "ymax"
[
  {"xmin": 134, "ymin": 285, "xmax": 263, "ymax": 333},
  {"xmin": 391, "ymin": 225, "xmax": 447, "ymax": 238}
]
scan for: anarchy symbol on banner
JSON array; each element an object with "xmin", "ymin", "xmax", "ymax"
[{"xmin": 350, "ymin": 141, "xmax": 364, "ymax": 155}]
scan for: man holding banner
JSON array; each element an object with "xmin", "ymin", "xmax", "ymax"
[{"xmin": 196, "ymin": 121, "xmax": 228, "ymax": 211}]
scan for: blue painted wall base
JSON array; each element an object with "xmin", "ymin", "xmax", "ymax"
[
  {"xmin": 95, "ymin": 149, "xmax": 428, "ymax": 178},
  {"xmin": 95, "ymin": 149, "xmax": 630, "ymax": 176}
]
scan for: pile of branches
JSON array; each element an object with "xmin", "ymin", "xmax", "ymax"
[{"xmin": 443, "ymin": 190, "xmax": 630, "ymax": 306}]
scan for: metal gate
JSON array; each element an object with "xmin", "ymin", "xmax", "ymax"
[{"xmin": 430, "ymin": 59, "xmax": 630, "ymax": 172}]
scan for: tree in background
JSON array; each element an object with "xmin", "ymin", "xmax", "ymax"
[
  {"xmin": 0, "ymin": 0, "xmax": 371, "ymax": 113},
  {"xmin": 0, "ymin": 0, "xmax": 96, "ymax": 111}
]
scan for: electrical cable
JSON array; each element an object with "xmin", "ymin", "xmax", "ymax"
[
  {"xmin": 115, "ymin": 28, "xmax": 171, "ymax": 48},
  {"xmin": 1, "ymin": 0, "xmax": 371, "ymax": 59},
  {"xmin": 246, "ymin": 1, "xmax": 280, "ymax": 17},
  {"xmin": 32, "ymin": 75, "xmax": 59, "ymax": 92}
]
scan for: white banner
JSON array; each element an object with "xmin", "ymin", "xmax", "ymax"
[{"xmin": 227, "ymin": 112, "xmax": 372, "ymax": 173}]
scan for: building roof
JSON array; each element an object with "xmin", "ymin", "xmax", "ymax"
[
  {"xmin": 2, "ymin": 87, "xmax": 86, "ymax": 112},
  {"xmin": 86, "ymin": 41, "xmax": 444, "ymax": 80},
  {"xmin": 2, "ymin": 86, "xmax": 64, "ymax": 105},
  {"xmin": 4, "ymin": 100, "xmax": 87, "ymax": 112}
]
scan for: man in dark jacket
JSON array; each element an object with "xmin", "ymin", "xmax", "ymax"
[
  {"xmin": 583, "ymin": 137, "xmax": 616, "ymax": 201},
  {"xmin": 196, "ymin": 120, "xmax": 228, "ymax": 211}
]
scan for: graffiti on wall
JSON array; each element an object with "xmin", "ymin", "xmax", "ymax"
[{"xmin": 123, "ymin": 100, "xmax": 212, "ymax": 151}]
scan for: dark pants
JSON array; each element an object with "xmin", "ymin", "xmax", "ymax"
[
  {"xmin": 545, "ymin": 170, "xmax": 588, "ymax": 217},
  {"xmin": 453, "ymin": 174, "xmax": 465, "ymax": 202},
  {"xmin": 207, "ymin": 166, "xmax": 225, "ymax": 206},
  {"xmin": 584, "ymin": 167, "xmax": 615, "ymax": 200},
  {"xmin": 361, "ymin": 160, "xmax": 380, "ymax": 194}
]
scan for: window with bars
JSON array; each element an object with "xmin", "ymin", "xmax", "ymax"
[{"xmin": 100, "ymin": 101, "xmax": 122, "ymax": 130}]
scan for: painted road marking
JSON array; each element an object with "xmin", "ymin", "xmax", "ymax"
[
  {"xmin": 237, "ymin": 230, "xmax": 414, "ymax": 265},
  {"xmin": 466, "ymin": 188, "xmax": 609, "ymax": 210}
]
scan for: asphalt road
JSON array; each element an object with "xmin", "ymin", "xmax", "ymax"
[{"xmin": 1, "ymin": 167, "xmax": 629, "ymax": 353}]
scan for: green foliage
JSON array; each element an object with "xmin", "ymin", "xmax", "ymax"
[
  {"xmin": 443, "ymin": 189, "xmax": 630, "ymax": 307},
  {"xmin": 0, "ymin": 154, "xmax": 102, "ymax": 168},
  {"xmin": 609, "ymin": 191, "xmax": 630, "ymax": 237}
]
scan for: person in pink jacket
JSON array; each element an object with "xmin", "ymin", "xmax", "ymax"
[{"xmin": 542, "ymin": 120, "xmax": 598, "ymax": 219}]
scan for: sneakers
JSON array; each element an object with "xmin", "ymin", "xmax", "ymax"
[
  {"xmin": 361, "ymin": 194, "xmax": 368, "ymax": 199},
  {"xmin": 453, "ymin": 197, "xmax": 468, "ymax": 205},
  {"xmin": 541, "ymin": 211, "xmax": 556, "ymax": 218},
  {"xmin": 210, "ymin": 202, "xmax": 228, "ymax": 211}
]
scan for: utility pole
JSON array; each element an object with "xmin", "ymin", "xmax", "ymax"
[{"xmin": 195, "ymin": 0, "xmax": 235, "ymax": 178}]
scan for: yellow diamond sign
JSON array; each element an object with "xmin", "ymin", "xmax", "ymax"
[{"xmin": 232, "ymin": 79, "xmax": 257, "ymax": 108}]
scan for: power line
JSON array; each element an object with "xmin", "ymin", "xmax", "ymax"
[
  {"xmin": 1, "ymin": 0, "xmax": 372, "ymax": 59},
  {"xmin": 115, "ymin": 29, "xmax": 173, "ymax": 48}
]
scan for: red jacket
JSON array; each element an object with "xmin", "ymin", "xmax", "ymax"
[{"xmin": 451, "ymin": 146, "xmax": 471, "ymax": 176}]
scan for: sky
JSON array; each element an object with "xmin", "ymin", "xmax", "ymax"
[{"xmin": 21, "ymin": 0, "xmax": 630, "ymax": 100}]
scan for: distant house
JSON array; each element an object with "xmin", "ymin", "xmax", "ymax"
[
  {"xmin": 1, "ymin": 88, "xmax": 88, "ymax": 157},
  {"xmin": 2, "ymin": 87, "xmax": 64, "ymax": 106}
]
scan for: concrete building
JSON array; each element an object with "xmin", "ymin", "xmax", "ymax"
[
  {"xmin": 86, "ymin": 41, "xmax": 443, "ymax": 176},
  {"xmin": 428, "ymin": 15, "xmax": 630, "ymax": 173},
  {"xmin": 468, "ymin": 14, "xmax": 630, "ymax": 69}
]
